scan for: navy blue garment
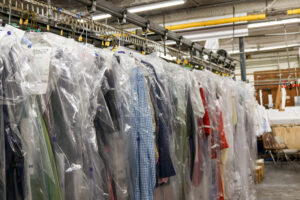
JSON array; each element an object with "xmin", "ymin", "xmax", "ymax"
[
  {"xmin": 186, "ymin": 91, "xmax": 196, "ymax": 181},
  {"xmin": 140, "ymin": 60, "xmax": 176, "ymax": 180},
  {"xmin": 0, "ymin": 45, "xmax": 26, "ymax": 200}
]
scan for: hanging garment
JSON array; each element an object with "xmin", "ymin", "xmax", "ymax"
[
  {"xmin": 128, "ymin": 67, "xmax": 156, "ymax": 200},
  {"xmin": 41, "ymin": 41, "xmax": 108, "ymax": 200},
  {"xmin": 199, "ymin": 87, "xmax": 211, "ymax": 136},
  {"xmin": 0, "ymin": 32, "xmax": 35, "ymax": 200},
  {"xmin": 154, "ymin": 62, "xmax": 190, "ymax": 200},
  {"xmin": 93, "ymin": 51, "xmax": 118, "ymax": 200},
  {"xmin": 139, "ymin": 60, "xmax": 176, "ymax": 182},
  {"xmin": 232, "ymin": 88, "xmax": 253, "ymax": 200},
  {"xmin": 1, "ymin": 47, "xmax": 26, "ymax": 200},
  {"xmin": 109, "ymin": 52, "xmax": 160, "ymax": 200},
  {"xmin": 0, "ymin": 28, "xmax": 261, "ymax": 200},
  {"xmin": 42, "ymin": 48, "xmax": 87, "ymax": 200},
  {"xmin": 0, "ymin": 43, "xmax": 6, "ymax": 200},
  {"xmin": 20, "ymin": 98, "xmax": 62, "ymax": 200}
]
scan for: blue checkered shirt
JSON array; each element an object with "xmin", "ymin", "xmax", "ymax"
[{"xmin": 128, "ymin": 67, "xmax": 156, "ymax": 200}]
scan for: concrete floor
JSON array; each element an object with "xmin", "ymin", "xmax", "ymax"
[{"xmin": 256, "ymin": 163, "xmax": 300, "ymax": 200}]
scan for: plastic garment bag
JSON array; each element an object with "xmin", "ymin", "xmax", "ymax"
[
  {"xmin": 155, "ymin": 62, "xmax": 190, "ymax": 200},
  {"xmin": 0, "ymin": 30, "xmax": 40, "ymax": 200},
  {"xmin": 231, "ymin": 83, "xmax": 253, "ymax": 200},
  {"xmin": 0, "ymin": 30, "xmax": 27, "ymax": 200},
  {"xmin": 184, "ymin": 71, "xmax": 208, "ymax": 200},
  {"xmin": 72, "ymin": 43, "xmax": 109, "ymax": 200},
  {"xmin": 94, "ymin": 50, "xmax": 136, "ymax": 200},
  {"xmin": 93, "ymin": 49, "xmax": 118, "ymax": 199},
  {"xmin": 20, "ymin": 97, "xmax": 62, "ymax": 200},
  {"xmin": 196, "ymin": 70, "xmax": 229, "ymax": 200},
  {"xmin": 138, "ymin": 54, "xmax": 176, "ymax": 184},
  {"xmin": 243, "ymin": 84, "xmax": 257, "ymax": 200},
  {"xmin": 33, "ymin": 33, "xmax": 108, "ymax": 200},
  {"xmin": 110, "ymin": 51, "xmax": 157, "ymax": 200},
  {"xmin": 0, "ymin": 29, "xmax": 7, "ymax": 200},
  {"xmin": 0, "ymin": 29, "xmax": 61, "ymax": 200},
  {"xmin": 217, "ymin": 78, "xmax": 236, "ymax": 200}
]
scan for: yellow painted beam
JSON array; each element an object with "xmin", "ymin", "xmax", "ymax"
[
  {"xmin": 166, "ymin": 14, "xmax": 266, "ymax": 30},
  {"xmin": 287, "ymin": 8, "xmax": 300, "ymax": 15}
]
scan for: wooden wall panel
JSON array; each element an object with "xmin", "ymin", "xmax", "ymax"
[{"xmin": 254, "ymin": 68, "xmax": 300, "ymax": 107}]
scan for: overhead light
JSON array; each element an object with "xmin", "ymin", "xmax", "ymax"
[
  {"xmin": 92, "ymin": 0, "xmax": 185, "ymax": 21},
  {"xmin": 183, "ymin": 27, "xmax": 248, "ymax": 42},
  {"xmin": 92, "ymin": 14, "xmax": 112, "ymax": 21},
  {"xmin": 228, "ymin": 44, "xmax": 300, "ymax": 54},
  {"xmin": 128, "ymin": 0, "xmax": 185, "ymax": 13},
  {"xmin": 248, "ymin": 18, "xmax": 300, "ymax": 29}
]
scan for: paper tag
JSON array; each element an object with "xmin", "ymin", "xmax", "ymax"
[{"xmin": 30, "ymin": 47, "xmax": 51, "ymax": 94}]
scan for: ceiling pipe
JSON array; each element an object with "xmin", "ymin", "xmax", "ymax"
[
  {"xmin": 287, "ymin": 8, "xmax": 300, "ymax": 15},
  {"xmin": 165, "ymin": 14, "xmax": 266, "ymax": 30}
]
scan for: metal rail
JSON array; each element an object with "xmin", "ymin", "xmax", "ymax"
[
  {"xmin": 74, "ymin": 0, "xmax": 235, "ymax": 68},
  {"xmin": 0, "ymin": 0, "xmax": 235, "ymax": 75}
]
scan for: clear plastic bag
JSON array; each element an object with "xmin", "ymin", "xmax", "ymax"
[
  {"xmin": 0, "ymin": 29, "xmax": 43, "ymax": 200},
  {"xmin": 24, "ymin": 33, "xmax": 110, "ymax": 200},
  {"xmin": 0, "ymin": 27, "xmax": 260, "ymax": 200}
]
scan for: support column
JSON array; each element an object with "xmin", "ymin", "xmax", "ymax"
[{"xmin": 239, "ymin": 37, "xmax": 247, "ymax": 82}]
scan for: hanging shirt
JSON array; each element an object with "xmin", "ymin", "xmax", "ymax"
[
  {"xmin": 127, "ymin": 67, "xmax": 156, "ymax": 200},
  {"xmin": 140, "ymin": 60, "xmax": 176, "ymax": 181}
]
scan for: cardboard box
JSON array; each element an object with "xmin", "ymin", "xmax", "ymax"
[
  {"xmin": 255, "ymin": 166, "xmax": 263, "ymax": 184},
  {"xmin": 256, "ymin": 159, "xmax": 264, "ymax": 178}
]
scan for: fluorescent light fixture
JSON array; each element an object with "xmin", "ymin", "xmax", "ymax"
[
  {"xmin": 248, "ymin": 18, "xmax": 300, "ymax": 29},
  {"xmin": 92, "ymin": 0, "xmax": 185, "ymax": 21},
  {"xmin": 184, "ymin": 27, "xmax": 248, "ymax": 42},
  {"xmin": 228, "ymin": 44, "xmax": 300, "ymax": 54},
  {"xmin": 128, "ymin": 0, "xmax": 185, "ymax": 13},
  {"xmin": 92, "ymin": 14, "xmax": 112, "ymax": 21}
]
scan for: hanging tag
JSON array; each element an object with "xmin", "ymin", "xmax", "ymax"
[{"xmin": 27, "ymin": 47, "xmax": 52, "ymax": 94}]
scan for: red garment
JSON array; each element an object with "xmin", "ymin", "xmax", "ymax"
[
  {"xmin": 211, "ymin": 109, "xmax": 229, "ymax": 159},
  {"xmin": 197, "ymin": 84, "xmax": 228, "ymax": 200},
  {"xmin": 219, "ymin": 110, "xmax": 229, "ymax": 150},
  {"xmin": 198, "ymin": 87, "xmax": 211, "ymax": 136}
]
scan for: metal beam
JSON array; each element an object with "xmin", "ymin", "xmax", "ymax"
[
  {"xmin": 75, "ymin": 0, "xmax": 235, "ymax": 68},
  {"xmin": 239, "ymin": 37, "xmax": 247, "ymax": 82}
]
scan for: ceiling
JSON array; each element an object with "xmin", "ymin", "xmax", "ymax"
[{"xmin": 44, "ymin": 0, "xmax": 300, "ymax": 77}]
